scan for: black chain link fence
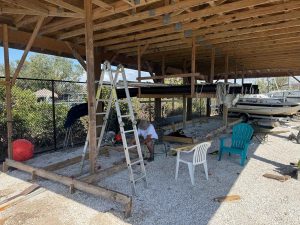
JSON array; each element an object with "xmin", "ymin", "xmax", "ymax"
[{"xmin": 0, "ymin": 77, "xmax": 88, "ymax": 158}]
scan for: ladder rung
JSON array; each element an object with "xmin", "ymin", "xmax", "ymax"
[
  {"xmin": 121, "ymin": 115, "xmax": 131, "ymax": 118},
  {"xmin": 96, "ymin": 112, "xmax": 107, "ymax": 115},
  {"xmin": 97, "ymin": 99, "xmax": 110, "ymax": 102},
  {"xmin": 134, "ymin": 174, "xmax": 146, "ymax": 182},
  {"xmin": 130, "ymin": 159, "xmax": 143, "ymax": 166},
  {"xmin": 117, "ymin": 99, "xmax": 128, "ymax": 103},
  {"xmin": 96, "ymin": 125, "xmax": 103, "ymax": 128},
  {"xmin": 127, "ymin": 145, "xmax": 137, "ymax": 149},
  {"xmin": 124, "ymin": 130, "xmax": 134, "ymax": 134}
]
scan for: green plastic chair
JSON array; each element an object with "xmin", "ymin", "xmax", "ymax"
[{"xmin": 218, "ymin": 123, "xmax": 254, "ymax": 166}]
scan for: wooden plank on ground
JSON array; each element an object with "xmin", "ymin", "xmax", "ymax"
[
  {"xmin": 0, "ymin": 188, "xmax": 45, "ymax": 212},
  {"xmin": 0, "ymin": 184, "xmax": 40, "ymax": 205},
  {"xmin": 162, "ymin": 135, "xmax": 194, "ymax": 144},
  {"xmin": 263, "ymin": 173, "xmax": 291, "ymax": 182},
  {"xmin": 42, "ymin": 154, "xmax": 89, "ymax": 171},
  {"xmin": 4, "ymin": 159, "xmax": 132, "ymax": 217},
  {"xmin": 214, "ymin": 195, "xmax": 241, "ymax": 202},
  {"xmin": 80, "ymin": 158, "xmax": 128, "ymax": 184}
]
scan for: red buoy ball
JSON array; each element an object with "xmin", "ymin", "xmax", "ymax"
[{"xmin": 12, "ymin": 139, "xmax": 34, "ymax": 161}]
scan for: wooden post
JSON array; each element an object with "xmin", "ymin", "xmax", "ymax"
[
  {"xmin": 187, "ymin": 37, "xmax": 196, "ymax": 121},
  {"xmin": 3, "ymin": 24, "xmax": 12, "ymax": 159},
  {"xmin": 224, "ymin": 54, "xmax": 229, "ymax": 83},
  {"xmin": 207, "ymin": 47, "xmax": 215, "ymax": 117},
  {"xmin": 154, "ymin": 98, "xmax": 162, "ymax": 120},
  {"xmin": 85, "ymin": 0, "xmax": 97, "ymax": 174},
  {"xmin": 137, "ymin": 45, "xmax": 141, "ymax": 79},
  {"xmin": 183, "ymin": 96, "xmax": 187, "ymax": 128},
  {"xmin": 191, "ymin": 37, "xmax": 196, "ymax": 96},
  {"xmin": 94, "ymin": 49, "xmax": 103, "ymax": 138},
  {"xmin": 223, "ymin": 54, "xmax": 229, "ymax": 126}
]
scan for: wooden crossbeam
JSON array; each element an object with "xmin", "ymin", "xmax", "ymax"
[
  {"xmin": 92, "ymin": 0, "xmax": 114, "ymax": 12},
  {"xmin": 65, "ymin": 42, "xmax": 87, "ymax": 70},
  {"xmin": 11, "ymin": 17, "xmax": 45, "ymax": 85},
  {"xmin": 43, "ymin": 0, "xmax": 84, "ymax": 14},
  {"xmin": 1, "ymin": 0, "xmax": 49, "ymax": 15},
  {"xmin": 59, "ymin": 0, "xmax": 210, "ymax": 40},
  {"xmin": 137, "ymin": 73, "xmax": 205, "ymax": 81}
]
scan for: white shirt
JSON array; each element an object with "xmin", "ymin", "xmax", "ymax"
[{"xmin": 138, "ymin": 124, "xmax": 158, "ymax": 140}]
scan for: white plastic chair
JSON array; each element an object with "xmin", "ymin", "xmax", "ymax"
[{"xmin": 175, "ymin": 142, "xmax": 210, "ymax": 185}]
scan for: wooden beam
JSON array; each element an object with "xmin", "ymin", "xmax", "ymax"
[
  {"xmin": 11, "ymin": 17, "xmax": 45, "ymax": 85},
  {"xmin": 210, "ymin": 47, "xmax": 215, "ymax": 83},
  {"xmin": 92, "ymin": 0, "xmax": 114, "ymax": 12},
  {"xmin": 43, "ymin": 0, "xmax": 84, "ymax": 14},
  {"xmin": 223, "ymin": 54, "xmax": 229, "ymax": 126},
  {"xmin": 42, "ymin": 154, "xmax": 89, "ymax": 171},
  {"xmin": 293, "ymin": 76, "xmax": 300, "ymax": 83},
  {"xmin": 3, "ymin": 24, "xmax": 12, "ymax": 160},
  {"xmin": 65, "ymin": 42, "xmax": 87, "ymax": 70},
  {"xmin": 59, "ymin": 0, "xmax": 210, "ymax": 40},
  {"xmin": 1, "ymin": 0, "xmax": 49, "ymax": 15},
  {"xmin": 137, "ymin": 73, "xmax": 204, "ymax": 81},
  {"xmin": 140, "ymin": 43, "xmax": 149, "ymax": 56},
  {"xmin": 137, "ymin": 45, "xmax": 141, "ymax": 79},
  {"xmin": 224, "ymin": 54, "xmax": 229, "ymax": 82},
  {"xmin": 85, "ymin": 0, "xmax": 97, "ymax": 174},
  {"xmin": 191, "ymin": 37, "xmax": 196, "ymax": 96},
  {"xmin": 4, "ymin": 159, "xmax": 132, "ymax": 218},
  {"xmin": 80, "ymin": 158, "xmax": 129, "ymax": 184}
]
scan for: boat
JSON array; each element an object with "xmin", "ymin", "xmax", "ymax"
[
  {"xmin": 268, "ymin": 90, "xmax": 300, "ymax": 103},
  {"xmin": 229, "ymin": 94, "xmax": 300, "ymax": 116}
]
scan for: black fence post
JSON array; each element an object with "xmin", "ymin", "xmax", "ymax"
[{"xmin": 51, "ymin": 80, "xmax": 57, "ymax": 150}]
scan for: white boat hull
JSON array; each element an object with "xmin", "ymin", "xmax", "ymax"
[{"xmin": 229, "ymin": 104, "xmax": 300, "ymax": 116}]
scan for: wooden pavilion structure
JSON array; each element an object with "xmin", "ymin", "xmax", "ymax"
[{"xmin": 1, "ymin": 0, "xmax": 300, "ymax": 216}]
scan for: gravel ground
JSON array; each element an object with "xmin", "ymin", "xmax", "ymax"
[{"xmin": 1, "ymin": 120, "xmax": 300, "ymax": 225}]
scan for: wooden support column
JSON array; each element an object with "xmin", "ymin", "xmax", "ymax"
[
  {"xmin": 223, "ymin": 54, "xmax": 229, "ymax": 126},
  {"xmin": 182, "ymin": 96, "xmax": 187, "ymax": 128},
  {"xmin": 154, "ymin": 55, "xmax": 164, "ymax": 120},
  {"xmin": 187, "ymin": 37, "xmax": 196, "ymax": 121},
  {"xmin": 154, "ymin": 98, "xmax": 162, "ymax": 120},
  {"xmin": 207, "ymin": 47, "xmax": 215, "ymax": 117},
  {"xmin": 85, "ymin": 0, "xmax": 97, "ymax": 174},
  {"xmin": 137, "ymin": 45, "xmax": 141, "ymax": 79},
  {"xmin": 224, "ymin": 54, "xmax": 229, "ymax": 83},
  {"xmin": 3, "ymin": 24, "xmax": 12, "ymax": 159},
  {"xmin": 94, "ymin": 49, "xmax": 103, "ymax": 137}
]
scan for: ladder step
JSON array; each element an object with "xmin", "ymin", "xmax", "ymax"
[
  {"xmin": 127, "ymin": 145, "xmax": 137, "ymax": 150},
  {"xmin": 134, "ymin": 174, "xmax": 146, "ymax": 183},
  {"xmin": 130, "ymin": 159, "xmax": 144, "ymax": 166},
  {"xmin": 96, "ymin": 125, "xmax": 103, "ymax": 128},
  {"xmin": 117, "ymin": 99, "xmax": 128, "ymax": 103},
  {"xmin": 121, "ymin": 115, "xmax": 131, "ymax": 118},
  {"xmin": 97, "ymin": 99, "xmax": 110, "ymax": 102},
  {"xmin": 96, "ymin": 112, "xmax": 107, "ymax": 115},
  {"xmin": 124, "ymin": 130, "xmax": 134, "ymax": 134}
]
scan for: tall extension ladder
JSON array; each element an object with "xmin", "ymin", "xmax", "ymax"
[{"xmin": 80, "ymin": 61, "xmax": 147, "ymax": 195}]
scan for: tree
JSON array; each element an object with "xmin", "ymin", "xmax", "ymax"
[{"xmin": 0, "ymin": 54, "xmax": 84, "ymax": 93}]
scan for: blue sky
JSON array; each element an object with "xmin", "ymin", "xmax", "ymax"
[{"xmin": 0, "ymin": 47, "xmax": 151, "ymax": 82}]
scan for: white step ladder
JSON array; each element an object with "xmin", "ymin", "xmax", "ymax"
[{"xmin": 80, "ymin": 61, "xmax": 147, "ymax": 195}]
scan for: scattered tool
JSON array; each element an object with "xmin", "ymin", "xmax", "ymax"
[
  {"xmin": 214, "ymin": 195, "xmax": 241, "ymax": 202},
  {"xmin": 263, "ymin": 173, "xmax": 291, "ymax": 182}
]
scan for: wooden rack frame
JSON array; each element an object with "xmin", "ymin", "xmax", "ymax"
[{"xmin": 3, "ymin": 158, "xmax": 132, "ymax": 218}]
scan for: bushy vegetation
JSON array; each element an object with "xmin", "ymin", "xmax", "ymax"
[{"xmin": 0, "ymin": 54, "xmax": 86, "ymax": 160}]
